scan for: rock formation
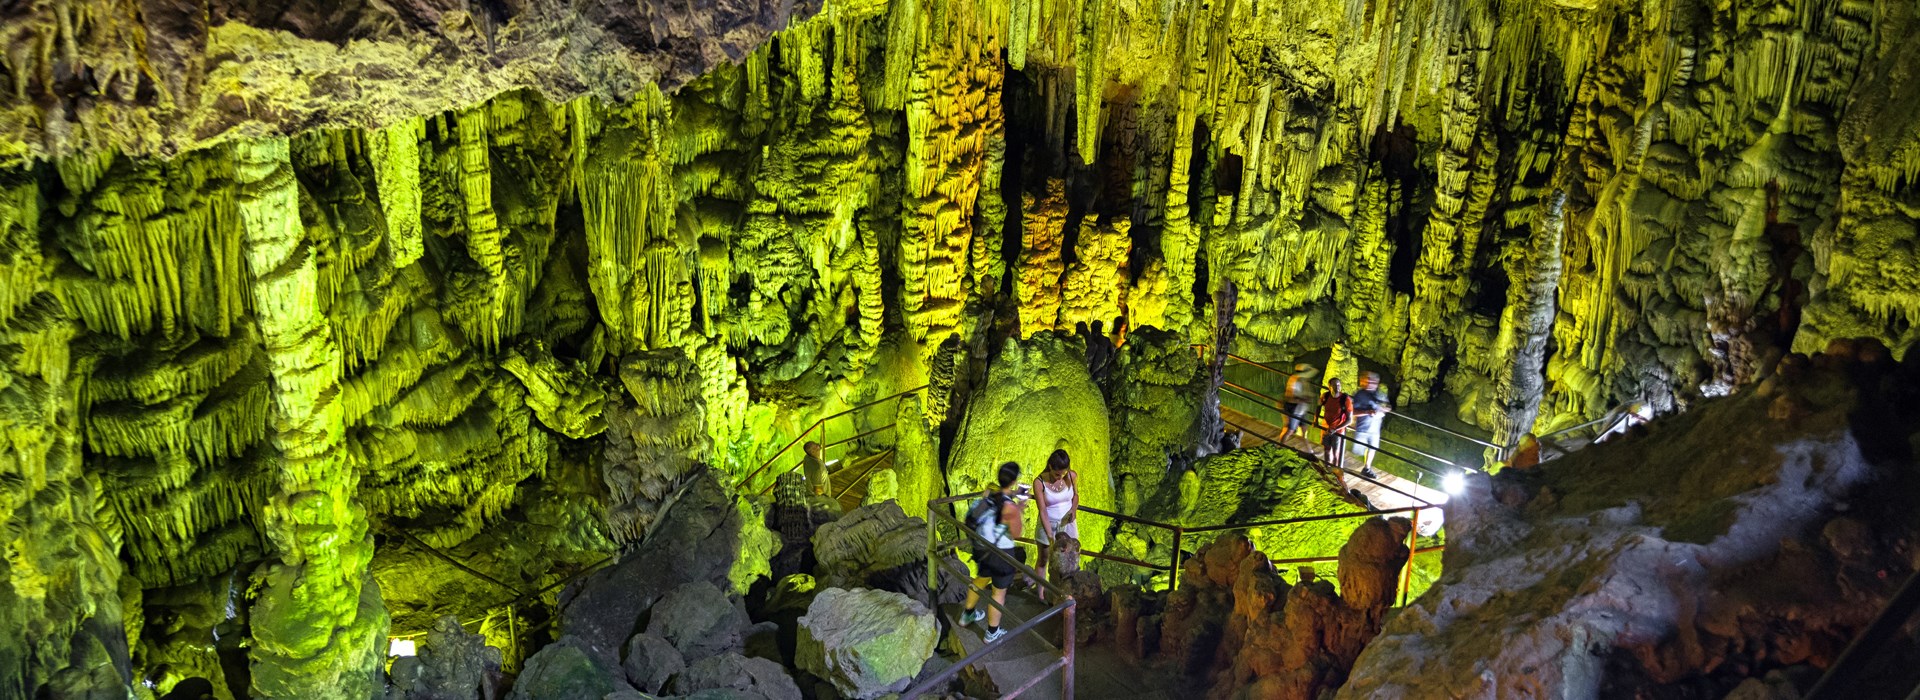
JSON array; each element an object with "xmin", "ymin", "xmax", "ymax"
[
  {"xmin": 1341, "ymin": 347, "xmax": 1920, "ymax": 698},
  {"xmin": 1100, "ymin": 522, "xmax": 1414, "ymax": 699},
  {"xmin": 0, "ymin": 0, "xmax": 1917, "ymax": 696},
  {"xmin": 794, "ymin": 587, "xmax": 938, "ymax": 698}
]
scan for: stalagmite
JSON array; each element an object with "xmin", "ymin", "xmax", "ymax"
[
  {"xmin": 1491, "ymin": 191, "xmax": 1566, "ymax": 446},
  {"xmin": 232, "ymin": 138, "xmax": 387, "ymax": 700}
]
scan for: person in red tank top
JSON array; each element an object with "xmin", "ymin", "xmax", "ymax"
[{"xmin": 1319, "ymin": 378, "xmax": 1354, "ymax": 469}]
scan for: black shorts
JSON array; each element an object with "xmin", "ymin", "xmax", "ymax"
[{"xmin": 975, "ymin": 546, "xmax": 1026, "ymax": 590}]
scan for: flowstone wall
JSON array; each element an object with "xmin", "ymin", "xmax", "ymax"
[{"xmin": 1, "ymin": 0, "xmax": 1919, "ymax": 696}]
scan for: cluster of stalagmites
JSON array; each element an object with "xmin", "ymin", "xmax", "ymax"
[{"xmin": 1091, "ymin": 521, "xmax": 1416, "ymax": 700}]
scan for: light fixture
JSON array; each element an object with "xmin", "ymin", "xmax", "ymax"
[
  {"xmin": 389, "ymin": 639, "xmax": 417, "ymax": 657},
  {"xmin": 1441, "ymin": 472, "xmax": 1466, "ymax": 495}
]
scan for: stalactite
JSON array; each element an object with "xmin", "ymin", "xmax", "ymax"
[
  {"xmin": 898, "ymin": 2, "xmax": 1005, "ymax": 349},
  {"xmin": 1016, "ymin": 180, "xmax": 1069, "ymax": 335},
  {"xmin": 367, "ymin": 118, "xmax": 425, "ymax": 269},
  {"xmin": 581, "ymin": 90, "xmax": 686, "ymax": 352}
]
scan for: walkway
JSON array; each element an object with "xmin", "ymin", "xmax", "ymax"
[
  {"xmin": 940, "ymin": 593, "xmax": 1195, "ymax": 700},
  {"xmin": 1221, "ymin": 405, "xmax": 1448, "ymax": 529},
  {"xmin": 830, "ymin": 450, "xmax": 893, "ymax": 512}
]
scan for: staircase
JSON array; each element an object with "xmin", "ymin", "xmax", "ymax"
[
  {"xmin": 937, "ymin": 587, "xmax": 1192, "ymax": 699},
  {"xmin": 829, "ymin": 450, "xmax": 894, "ymax": 512}
]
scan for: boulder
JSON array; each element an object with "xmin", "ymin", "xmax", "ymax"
[
  {"xmin": 1340, "ymin": 362, "xmax": 1916, "ymax": 699},
  {"xmin": 645, "ymin": 581, "xmax": 751, "ymax": 662},
  {"xmin": 812, "ymin": 502, "xmax": 966, "ymax": 608},
  {"xmin": 795, "ymin": 588, "xmax": 939, "ymax": 699},
  {"xmin": 556, "ymin": 469, "xmax": 752, "ymax": 663},
  {"xmin": 669, "ymin": 653, "xmax": 803, "ymax": 700},
  {"xmin": 506, "ymin": 640, "xmax": 625, "ymax": 700},
  {"xmin": 392, "ymin": 615, "xmax": 504, "ymax": 700},
  {"xmin": 621, "ymin": 633, "xmax": 685, "ymax": 694}
]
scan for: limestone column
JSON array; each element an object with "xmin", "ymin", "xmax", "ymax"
[
  {"xmin": 234, "ymin": 138, "xmax": 387, "ymax": 700},
  {"xmin": 1492, "ymin": 191, "xmax": 1567, "ymax": 448}
]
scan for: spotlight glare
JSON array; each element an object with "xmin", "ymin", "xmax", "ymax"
[
  {"xmin": 1441, "ymin": 472, "xmax": 1466, "ymax": 495},
  {"xmin": 389, "ymin": 639, "xmax": 417, "ymax": 657}
]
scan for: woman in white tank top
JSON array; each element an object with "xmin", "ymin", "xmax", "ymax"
[{"xmin": 1034, "ymin": 449, "xmax": 1080, "ymax": 587}]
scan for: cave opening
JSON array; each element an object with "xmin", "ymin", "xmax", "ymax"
[{"xmin": 1374, "ymin": 122, "xmax": 1426, "ymax": 296}]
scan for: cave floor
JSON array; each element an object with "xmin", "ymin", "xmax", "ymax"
[{"xmin": 944, "ymin": 592, "xmax": 1197, "ymax": 700}]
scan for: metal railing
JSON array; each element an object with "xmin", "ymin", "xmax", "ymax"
[
  {"xmin": 734, "ymin": 384, "xmax": 929, "ymax": 495},
  {"xmin": 1804, "ymin": 568, "xmax": 1920, "ymax": 699},
  {"xmin": 1066, "ymin": 502, "xmax": 1436, "ymax": 601},
  {"xmin": 1529, "ymin": 405, "xmax": 1650, "ymax": 461},
  {"xmin": 1196, "ymin": 345, "xmax": 1491, "ymax": 481},
  {"xmin": 912, "ymin": 494, "xmax": 1076, "ymax": 700}
]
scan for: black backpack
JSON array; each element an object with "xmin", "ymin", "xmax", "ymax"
[{"xmin": 963, "ymin": 491, "xmax": 1005, "ymax": 546}]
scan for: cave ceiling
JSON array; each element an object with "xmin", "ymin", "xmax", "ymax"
[{"xmin": 1, "ymin": 0, "xmax": 1918, "ymax": 695}]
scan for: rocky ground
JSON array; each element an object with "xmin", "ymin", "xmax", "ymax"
[{"xmin": 1343, "ymin": 341, "xmax": 1920, "ymax": 698}]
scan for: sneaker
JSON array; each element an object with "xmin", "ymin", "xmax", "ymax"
[
  {"xmin": 1360, "ymin": 468, "xmax": 1378, "ymax": 479},
  {"xmin": 984, "ymin": 627, "xmax": 1007, "ymax": 643},
  {"xmin": 958, "ymin": 608, "xmax": 984, "ymax": 627}
]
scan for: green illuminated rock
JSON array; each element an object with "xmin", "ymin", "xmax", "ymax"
[
  {"xmin": 795, "ymin": 587, "xmax": 938, "ymax": 699},
  {"xmin": 948, "ymin": 332, "xmax": 1113, "ymax": 553}
]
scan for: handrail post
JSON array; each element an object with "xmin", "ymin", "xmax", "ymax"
[
  {"xmin": 1170, "ymin": 527, "xmax": 1184, "ymax": 591},
  {"xmin": 1061, "ymin": 598, "xmax": 1077, "ymax": 700},
  {"xmin": 1401, "ymin": 508, "xmax": 1419, "ymax": 606},
  {"xmin": 925, "ymin": 500, "xmax": 940, "ymax": 595}
]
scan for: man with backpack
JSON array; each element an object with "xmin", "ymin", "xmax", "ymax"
[{"xmin": 960, "ymin": 462, "xmax": 1027, "ymax": 642}]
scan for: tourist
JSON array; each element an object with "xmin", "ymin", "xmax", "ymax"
[
  {"xmin": 1086, "ymin": 320, "xmax": 1116, "ymax": 389},
  {"xmin": 1278, "ymin": 363, "xmax": 1320, "ymax": 444},
  {"xmin": 1033, "ymin": 449, "xmax": 1080, "ymax": 590},
  {"xmin": 801, "ymin": 441, "xmax": 841, "ymax": 515},
  {"xmin": 960, "ymin": 462, "xmax": 1027, "ymax": 643},
  {"xmin": 802, "ymin": 441, "xmax": 832, "ymax": 496},
  {"xmin": 1350, "ymin": 372, "xmax": 1393, "ymax": 475},
  {"xmin": 1319, "ymin": 378, "xmax": 1354, "ymax": 469}
]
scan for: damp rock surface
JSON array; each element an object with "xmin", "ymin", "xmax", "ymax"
[
  {"xmin": 646, "ymin": 582, "xmax": 752, "ymax": 664},
  {"xmin": 507, "ymin": 640, "xmax": 628, "ymax": 700},
  {"xmin": 557, "ymin": 469, "xmax": 758, "ymax": 663},
  {"xmin": 669, "ymin": 652, "xmax": 804, "ymax": 700}
]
